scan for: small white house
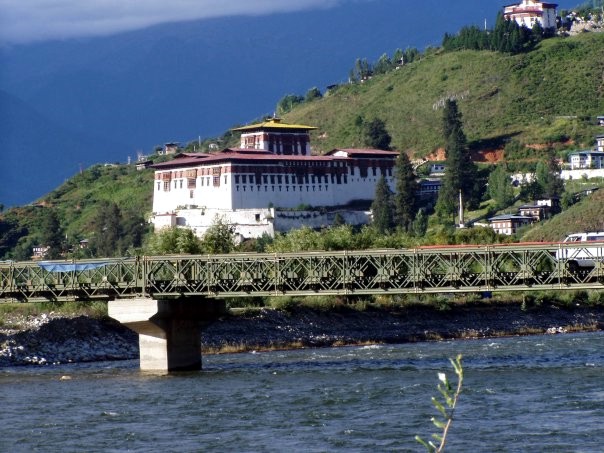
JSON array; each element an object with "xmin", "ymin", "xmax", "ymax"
[{"xmin": 503, "ymin": 1, "xmax": 558, "ymax": 30}]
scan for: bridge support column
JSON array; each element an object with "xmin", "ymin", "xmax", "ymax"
[{"xmin": 108, "ymin": 298, "xmax": 226, "ymax": 372}]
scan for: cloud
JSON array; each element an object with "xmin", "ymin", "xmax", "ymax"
[{"xmin": 0, "ymin": 0, "xmax": 348, "ymax": 44}]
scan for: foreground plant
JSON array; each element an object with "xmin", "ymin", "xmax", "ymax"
[{"xmin": 415, "ymin": 354, "xmax": 464, "ymax": 452}]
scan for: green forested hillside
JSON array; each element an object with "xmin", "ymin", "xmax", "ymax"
[
  {"xmin": 0, "ymin": 165, "xmax": 154, "ymax": 259},
  {"xmin": 284, "ymin": 33, "xmax": 604, "ymax": 156}
]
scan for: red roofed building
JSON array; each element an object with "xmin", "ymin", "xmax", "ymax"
[
  {"xmin": 504, "ymin": 1, "xmax": 558, "ymax": 30},
  {"xmin": 151, "ymin": 119, "xmax": 400, "ymax": 238}
]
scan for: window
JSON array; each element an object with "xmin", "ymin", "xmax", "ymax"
[
  {"xmin": 187, "ymin": 178, "xmax": 196, "ymax": 188},
  {"xmin": 189, "ymin": 190, "xmax": 194, "ymax": 199},
  {"xmin": 163, "ymin": 181, "xmax": 170, "ymax": 191}
]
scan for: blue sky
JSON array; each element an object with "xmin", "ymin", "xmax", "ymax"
[{"xmin": 0, "ymin": 0, "xmax": 582, "ymax": 45}]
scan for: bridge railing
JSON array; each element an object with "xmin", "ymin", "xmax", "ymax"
[{"xmin": 1, "ymin": 242, "xmax": 603, "ymax": 302}]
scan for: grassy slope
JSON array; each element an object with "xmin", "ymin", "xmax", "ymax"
[
  {"xmin": 285, "ymin": 33, "xmax": 604, "ymax": 156},
  {"xmin": 42, "ymin": 165, "xmax": 154, "ymax": 240}
]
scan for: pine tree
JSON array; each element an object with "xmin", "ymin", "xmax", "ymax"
[
  {"xmin": 40, "ymin": 208, "xmax": 64, "ymax": 259},
  {"xmin": 488, "ymin": 164, "xmax": 514, "ymax": 209},
  {"xmin": 363, "ymin": 118, "xmax": 391, "ymax": 150},
  {"xmin": 412, "ymin": 208, "xmax": 428, "ymax": 237},
  {"xmin": 393, "ymin": 152, "xmax": 418, "ymax": 232},
  {"xmin": 436, "ymin": 100, "xmax": 479, "ymax": 221},
  {"xmin": 536, "ymin": 149, "xmax": 564, "ymax": 201},
  {"xmin": 91, "ymin": 201, "xmax": 123, "ymax": 257},
  {"xmin": 371, "ymin": 176, "xmax": 394, "ymax": 233}
]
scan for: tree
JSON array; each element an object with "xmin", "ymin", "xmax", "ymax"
[
  {"xmin": 393, "ymin": 48, "xmax": 403, "ymax": 65},
  {"xmin": 353, "ymin": 58, "xmax": 372, "ymax": 81},
  {"xmin": 371, "ymin": 176, "xmax": 394, "ymax": 234},
  {"xmin": 200, "ymin": 216, "xmax": 236, "ymax": 254},
  {"xmin": 363, "ymin": 118, "xmax": 391, "ymax": 150},
  {"xmin": 119, "ymin": 208, "xmax": 148, "ymax": 253},
  {"xmin": 436, "ymin": 100, "xmax": 479, "ymax": 220},
  {"xmin": 488, "ymin": 164, "xmax": 514, "ymax": 209},
  {"xmin": 531, "ymin": 21, "xmax": 545, "ymax": 43},
  {"xmin": 0, "ymin": 215, "xmax": 26, "ymax": 259},
  {"xmin": 373, "ymin": 53, "xmax": 393, "ymax": 74},
  {"xmin": 305, "ymin": 87, "xmax": 322, "ymax": 102},
  {"xmin": 412, "ymin": 208, "xmax": 429, "ymax": 237},
  {"xmin": 403, "ymin": 47, "xmax": 420, "ymax": 64},
  {"xmin": 536, "ymin": 149, "xmax": 564, "ymax": 200},
  {"xmin": 145, "ymin": 227, "xmax": 203, "ymax": 255},
  {"xmin": 39, "ymin": 208, "xmax": 64, "ymax": 259},
  {"xmin": 393, "ymin": 152, "xmax": 418, "ymax": 232},
  {"xmin": 276, "ymin": 94, "xmax": 303, "ymax": 116},
  {"xmin": 90, "ymin": 201, "xmax": 122, "ymax": 257}
]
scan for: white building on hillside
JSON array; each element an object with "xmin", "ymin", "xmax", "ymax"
[
  {"xmin": 151, "ymin": 118, "xmax": 399, "ymax": 239},
  {"xmin": 568, "ymin": 150, "xmax": 604, "ymax": 169},
  {"xmin": 503, "ymin": 1, "xmax": 558, "ymax": 30}
]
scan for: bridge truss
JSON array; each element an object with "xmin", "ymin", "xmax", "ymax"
[{"xmin": 1, "ymin": 243, "xmax": 604, "ymax": 302}]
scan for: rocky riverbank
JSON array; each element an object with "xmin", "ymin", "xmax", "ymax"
[{"xmin": 2, "ymin": 302, "xmax": 604, "ymax": 367}]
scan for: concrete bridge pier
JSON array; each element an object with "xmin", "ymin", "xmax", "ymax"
[{"xmin": 108, "ymin": 298, "xmax": 226, "ymax": 372}]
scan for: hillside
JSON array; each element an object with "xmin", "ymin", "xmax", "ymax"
[
  {"xmin": 0, "ymin": 164, "xmax": 154, "ymax": 259},
  {"xmin": 3, "ymin": 32, "xmax": 604, "ymax": 259},
  {"xmin": 522, "ymin": 188, "xmax": 604, "ymax": 242},
  {"xmin": 283, "ymin": 33, "xmax": 604, "ymax": 158}
]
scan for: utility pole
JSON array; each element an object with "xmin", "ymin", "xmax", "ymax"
[{"xmin": 458, "ymin": 190, "xmax": 466, "ymax": 229}]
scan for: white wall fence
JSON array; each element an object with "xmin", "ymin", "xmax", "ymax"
[{"xmin": 511, "ymin": 169, "xmax": 604, "ymax": 185}]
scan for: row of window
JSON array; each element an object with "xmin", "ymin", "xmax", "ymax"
[
  {"xmin": 236, "ymin": 185, "xmax": 330, "ymax": 193},
  {"xmin": 159, "ymin": 176, "xmax": 392, "ymax": 192}
]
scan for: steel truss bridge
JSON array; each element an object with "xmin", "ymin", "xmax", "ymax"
[{"xmin": 1, "ymin": 242, "xmax": 604, "ymax": 302}]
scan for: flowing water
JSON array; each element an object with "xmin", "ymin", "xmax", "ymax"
[{"xmin": 1, "ymin": 332, "xmax": 603, "ymax": 452}]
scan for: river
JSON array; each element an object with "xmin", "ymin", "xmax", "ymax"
[{"xmin": 1, "ymin": 332, "xmax": 603, "ymax": 452}]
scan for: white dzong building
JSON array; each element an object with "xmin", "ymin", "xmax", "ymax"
[
  {"xmin": 151, "ymin": 118, "xmax": 399, "ymax": 239},
  {"xmin": 503, "ymin": 1, "xmax": 558, "ymax": 30}
]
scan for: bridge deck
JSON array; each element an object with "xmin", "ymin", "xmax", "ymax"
[{"xmin": 1, "ymin": 243, "xmax": 604, "ymax": 302}]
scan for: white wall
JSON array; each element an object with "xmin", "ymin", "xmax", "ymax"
[{"xmin": 561, "ymin": 169, "xmax": 604, "ymax": 180}]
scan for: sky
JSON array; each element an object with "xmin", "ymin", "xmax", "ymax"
[
  {"xmin": 0, "ymin": 0, "xmax": 346, "ymax": 44},
  {"xmin": 0, "ymin": 0, "xmax": 583, "ymax": 45}
]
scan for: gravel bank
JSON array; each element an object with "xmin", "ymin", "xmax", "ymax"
[{"xmin": 2, "ymin": 303, "xmax": 604, "ymax": 367}]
